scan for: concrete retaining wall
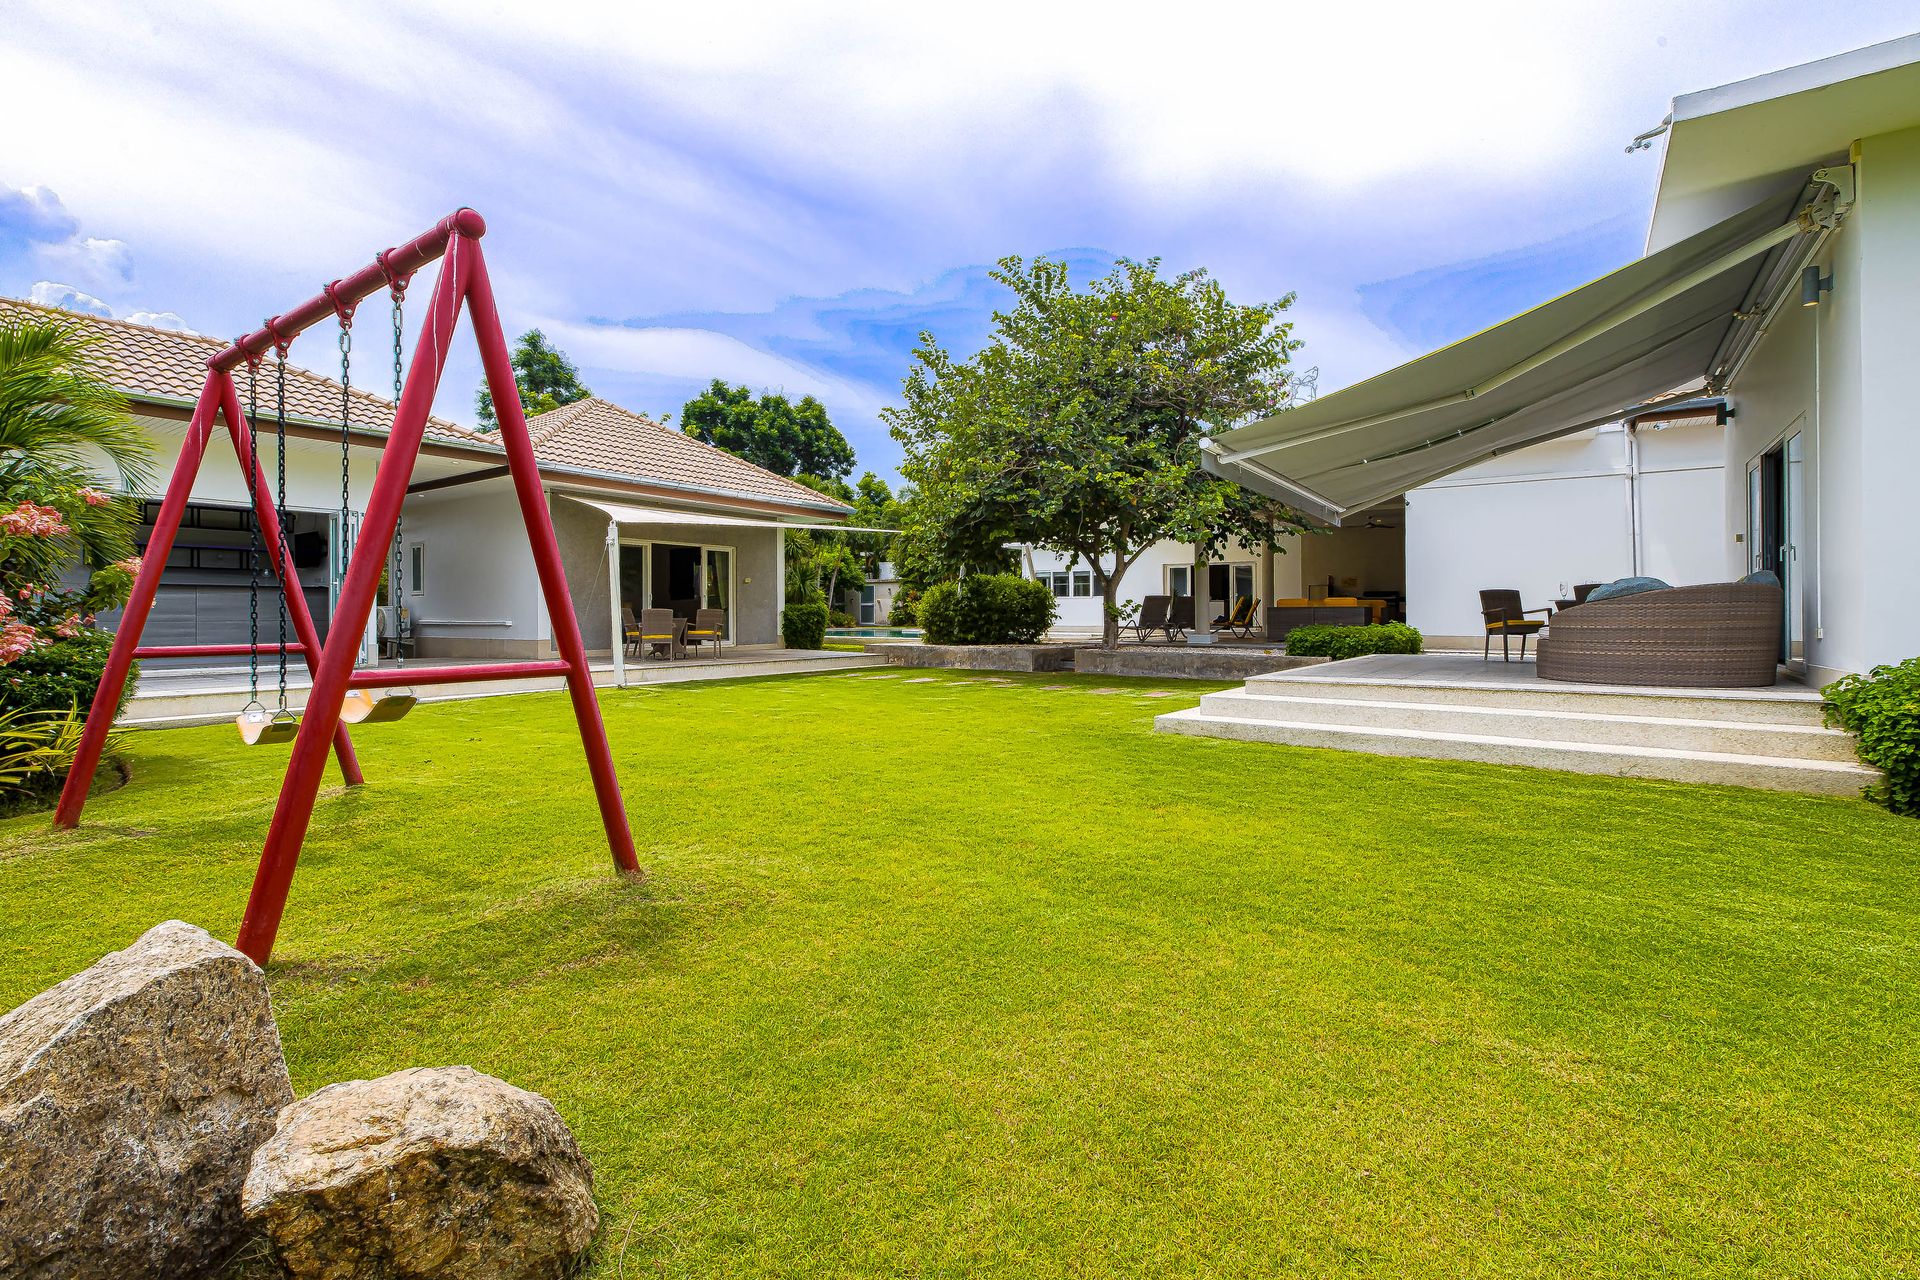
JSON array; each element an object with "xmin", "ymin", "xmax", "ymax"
[
  {"xmin": 869, "ymin": 643, "xmax": 1076, "ymax": 672},
  {"xmin": 1074, "ymin": 647, "xmax": 1327, "ymax": 680}
]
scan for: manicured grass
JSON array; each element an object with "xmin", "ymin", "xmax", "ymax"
[{"xmin": 4, "ymin": 671, "xmax": 1918, "ymax": 1277}]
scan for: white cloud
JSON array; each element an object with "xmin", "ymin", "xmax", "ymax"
[
  {"xmin": 122, "ymin": 309, "xmax": 197, "ymax": 333},
  {"xmin": 29, "ymin": 281, "xmax": 111, "ymax": 317}
]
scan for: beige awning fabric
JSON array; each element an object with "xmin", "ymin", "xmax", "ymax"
[
  {"xmin": 1205, "ymin": 190, "xmax": 1813, "ymax": 524},
  {"xmin": 562, "ymin": 495, "xmax": 894, "ymax": 534}
]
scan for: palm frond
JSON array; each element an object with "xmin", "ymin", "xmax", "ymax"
[{"xmin": 0, "ymin": 315, "xmax": 154, "ymax": 493}]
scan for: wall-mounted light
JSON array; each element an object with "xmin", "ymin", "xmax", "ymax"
[{"xmin": 1801, "ymin": 265, "xmax": 1834, "ymax": 307}]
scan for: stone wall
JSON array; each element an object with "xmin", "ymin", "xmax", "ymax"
[{"xmin": 871, "ymin": 643, "xmax": 1076, "ymax": 672}]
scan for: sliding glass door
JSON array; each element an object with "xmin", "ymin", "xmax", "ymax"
[{"xmin": 702, "ymin": 546, "xmax": 732, "ymax": 638}]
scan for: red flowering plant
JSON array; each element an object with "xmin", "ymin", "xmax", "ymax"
[{"xmin": 0, "ymin": 315, "xmax": 153, "ymax": 740}]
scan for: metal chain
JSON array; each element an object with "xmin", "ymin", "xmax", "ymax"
[
  {"xmin": 389, "ymin": 280, "xmax": 407, "ymax": 668},
  {"xmin": 339, "ymin": 319, "xmax": 353, "ymax": 582},
  {"xmin": 273, "ymin": 345, "xmax": 292, "ymax": 711},
  {"xmin": 245, "ymin": 358, "xmax": 262, "ymax": 703}
]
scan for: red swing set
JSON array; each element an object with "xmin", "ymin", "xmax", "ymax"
[{"xmin": 53, "ymin": 209, "xmax": 639, "ymax": 964}]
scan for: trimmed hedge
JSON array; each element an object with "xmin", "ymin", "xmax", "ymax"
[
  {"xmin": 1283, "ymin": 622, "xmax": 1423, "ymax": 660},
  {"xmin": 781, "ymin": 601, "xmax": 828, "ymax": 651},
  {"xmin": 917, "ymin": 574, "xmax": 1056, "ymax": 645},
  {"xmin": 1823, "ymin": 657, "xmax": 1920, "ymax": 816}
]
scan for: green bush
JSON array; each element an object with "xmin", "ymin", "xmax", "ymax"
[
  {"xmin": 781, "ymin": 601, "xmax": 829, "ymax": 650},
  {"xmin": 1283, "ymin": 622, "xmax": 1423, "ymax": 660},
  {"xmin": 828, "ymin": 609, "xmax": 857, "ymax": 628},
  {"xmin": 887, "ymin": 592, "xmax": 920, "ymax": 627},
  {"xmin": 917, "ymin": 574, "xmax": 1056, "ymax": 645},
  {"xmin": 3, "ymin": 628, "xmax": 134, "ymax": 720},
  {"xmin": 1823, "ymin": 657, "xmax": 1920, "ymax": 816}
]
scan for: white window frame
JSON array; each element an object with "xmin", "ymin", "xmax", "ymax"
[{"xmin": 409, "ymin": 542, "xmax": 426, "ymax": 595}]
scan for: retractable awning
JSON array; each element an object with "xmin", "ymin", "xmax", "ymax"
[
  {"xmin": 1205, "ymin": 187, "xmax": 1823, "ymax": 524},
  {"xmin": 562, "ymin": 495, "xmax": 895, "ymax": 534}
]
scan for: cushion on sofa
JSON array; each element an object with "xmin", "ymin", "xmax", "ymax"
[
  {"xmin": 1739, "ymin": 569, "xmax": 1781, "ymax": 587},
  {"xmin": 1585, "ymin": 576, "xmax": 1671, "ymax": 602}
]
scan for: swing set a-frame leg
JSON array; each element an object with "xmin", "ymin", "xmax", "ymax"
[
  {"xmin": 53, "ymin": 369, "xmax": 365, "ymax": 830},
  {"xmin": 234, "ymin": 217, "xmax": 638, "ymax": 966}
]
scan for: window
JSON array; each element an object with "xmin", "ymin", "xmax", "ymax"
[
  {"xmin": 1071, "ymin": 570, "xmax": 1092, "ymax": 597},
  {"xmin": 1231, "ymin": 562, "xmax": 1255, "ymax": 604},
  {"xmin": 409, "ymin": 543, "xmax": 426, "ymax": 594},
  {"xmin": 1044, "ymin": 571, "xmax": 1071, "ymax": 598},
  {"xmin": 1166, "ymin": 565, "xmax": 1191, "ymax": 597}
]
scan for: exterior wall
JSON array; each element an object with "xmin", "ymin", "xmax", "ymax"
[
  {"xmin": 396, "ymin": 481, "xmax": 543, "ymax": 658},
  {"xmin": 1719, "ymin": 125, "xmax": 1920, "ymax": 684},
  {"xmin": 1406, "ymin": 422, "xmax": 1726, "ymax": 641},
  {"xmin": 552, "ymin": 495, "xmax": 613, "ymax": 656}
]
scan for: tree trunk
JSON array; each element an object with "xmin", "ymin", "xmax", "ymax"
[{"xmin": 825, "ymin": 568, "xmax": 840, "ymax": 615}]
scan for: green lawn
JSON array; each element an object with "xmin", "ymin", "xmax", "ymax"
[{"xmin": 4, "ymin": 671, "xmax": 1918, "ymax": 1277}]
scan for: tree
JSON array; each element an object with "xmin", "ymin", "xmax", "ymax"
[
  {"xmin": 681, "ymin": 379, "xmax": 855, "ymax": 480},
  {"xmin": 475, "ymin": 329, "xmax": 591, "ymax": 429},
  {"xmin": 885, "ymin": 255, "xmax": 1306, "ymax": 648}
]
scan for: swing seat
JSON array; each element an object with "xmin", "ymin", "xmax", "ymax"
[
  {"xmin": 339, "ymin": 688, "xmax": 418, "ymax": 724},
  {"xmin": 237, "ymin": 703, "xmax": 300, "ymax": 746}
]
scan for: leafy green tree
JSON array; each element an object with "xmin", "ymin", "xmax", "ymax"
[
  {"xmin": 885, "ymin": 255, "xmax": 1305, "ymax": 647},
  {"xmin": 475, "ymin": 329, "xmax": 591, "ymax": 429},
  {"xmin": 681, "ymin": 379, "xmax": 855, "ymax": 480}
]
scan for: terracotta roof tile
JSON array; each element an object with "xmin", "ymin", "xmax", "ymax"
[
  {"xmin": 0, "ymin": 297, "xmax": 484, "ymax": 445},
  {"xmin": 522, "ymin": 397, "xmax": 852, "ymax": 512}
]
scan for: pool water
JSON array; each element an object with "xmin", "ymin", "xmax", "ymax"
[{"xmin": 825, "ymin": 627, "xmax": 923, "ymax": 639}]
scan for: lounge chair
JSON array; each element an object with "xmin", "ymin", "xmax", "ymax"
[
  {"xmin": 1166, "ymin": 595, "xmax": 1195, "ymax": 641},
  {"xmin": 1213, "ymin": 595, "xmax": 1260, "ymax": 639},
  {"xmin": 638, "ymin": 607, "xmax": 682, "ymax": 660},
  {"xmin": 685, "ymin": 607, "xmax": 726, "ymax": 656},
  {"xmin": 1480, "ymin": 588, "xmax": 1551, "ymax": 662},
  {"xmin": 1129, "ymin": 595, "xmax": 1173, "ymax": 643}
]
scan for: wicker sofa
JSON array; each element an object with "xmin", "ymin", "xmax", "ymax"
[{"xmin": 1536, "ymin": 581, "xmax": 1783, "ymax": 687}]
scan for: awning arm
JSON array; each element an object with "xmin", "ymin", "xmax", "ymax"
[{"xmin": 1215, "ymin": 217, "xmax": 1803, "ymax": 466}]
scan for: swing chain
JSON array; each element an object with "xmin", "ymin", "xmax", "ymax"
[
  {"xmin": 382, "ymin": 260, "xmax": 410, "ymax": 669},
  {"xmin": 270, "ymin": 331, "xmax": 293, "ymax": 714},
  {"xmin": 242, "ymin": 351, "xmax": 263, "ymax": 704},
  {"xmin": 327, "ymin": 281, "xmax": 357, "ymax": 581}
]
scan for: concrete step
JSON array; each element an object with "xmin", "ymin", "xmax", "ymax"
[
  {"xmin": 1155, "ymin": 707, "xmax": 1877, "ymax": 796},
  {"xmin": 1194, "ymin": 689, "xmax": 1859, "ymax": 762},
  {"xmin": 1244, "ymin": 671, "xmax": 1826, "ymax": 727}
]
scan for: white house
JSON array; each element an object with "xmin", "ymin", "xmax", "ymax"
[
  {"xmin": 1201, "ymin": 34, "xmax": 1920, "ymax": 688},
  {"xmin": 5, "ymin": 298, "xmax": 853, "ymax": 668}
]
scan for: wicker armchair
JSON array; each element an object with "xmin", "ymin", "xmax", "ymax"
[{"xmin": 1537, "ymin": 582, "xmax": 1783, "ymax": 687}]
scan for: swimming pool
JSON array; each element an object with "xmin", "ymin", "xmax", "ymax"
[{"xmin": 825, "ymin": 627, "xmax": 923, "ymax": 639}]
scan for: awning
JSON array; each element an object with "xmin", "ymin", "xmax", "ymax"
[
  {"xmin": 1205, "ymin": 187, "xmax": 1822, "ymax": 524},
  {"xmin": 561, "ymin": 495, "xmax": 895, "ymax": 534}
]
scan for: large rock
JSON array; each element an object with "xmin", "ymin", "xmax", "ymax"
[
  {"xmin": 0, "ymin": 919, "xmax": 295, "ymax": 1280},
  {"xmin": 243, "ymin": 1065, "xmax": 598, "ymax": 1280}
]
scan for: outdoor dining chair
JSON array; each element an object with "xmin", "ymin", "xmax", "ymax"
[
  {"xmin": 639, "ymin": 607, "xmax": 683, "ymax": 660},
  {"xmin": 620, "ymin": 605, "xmax": 642, "ymax": 658},
  {"xmin": 1479, "ymin": 588, "xmax": 1552, "ymax": 662},
  {"xmin": 685, "ymin": 608, "xmax": 726, "ymax": 656}
]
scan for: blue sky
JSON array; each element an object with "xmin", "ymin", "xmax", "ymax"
[{"xmin": 5, "ymin": 1, "xmax": 1918, "ymax": 482}]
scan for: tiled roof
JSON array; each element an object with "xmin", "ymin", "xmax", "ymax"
[
  {"xmin": 0, "ymin": 297, "xmax": 484, "ymax": 446},
  {"xmin": 524, "ymin": 397, "xmax": 853, "ymax": 513}
]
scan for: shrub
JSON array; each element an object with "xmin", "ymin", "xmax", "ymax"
[
  {"xmin": 781, "ymin": 601, "xmax": 828, "ymax": 651},
  {"xmin": 0, "ymin": 704, "xmax": 122, "ymax": 817},
  {"xmin": 887, "ymin": 592, "xmax": 920, "ymax": 627},
  {"xmin": 3, "ymin": 628, "xmax": 134, "ymax": 720},
  {"xmin": 1283, "ymin": 622, "xmax": 1423, "ymax": 660},
  {"xmin": 1823, "ymin": 657, "xmax": 1920, "ymax": 816},
  {"xmin": 828, "ymin": 609, "xmax": 857, "ymax": 628},
  {"xmin": 917, "ymin": 574, "xmax": 1057, "ymax": 645}
]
